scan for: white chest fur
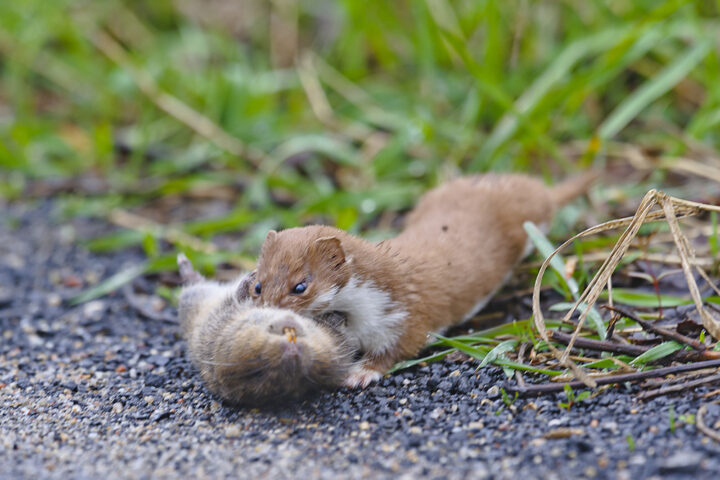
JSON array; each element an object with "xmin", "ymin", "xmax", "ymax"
[{"xmin": 311, "ymin": 276, "xmax": 408, "ymax": 355}]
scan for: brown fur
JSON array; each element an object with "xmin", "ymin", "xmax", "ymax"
[{"xmin": 251, "ymin": 173, "xmax": 596, "ymax": 386}]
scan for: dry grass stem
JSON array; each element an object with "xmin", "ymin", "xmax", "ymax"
[
  {"xmin": 297, "ymin": 53, "xmax": 335, "ymax": 126},
  {"xmin": 296, "ymin": 53, "xmax": 379, "ymax": 144},
  {"xmin": 109, "ymin": 209, "xmax": 218, "ymax": 255},
  {"xmin": 524, "ymin": 252, "xmax": 714, "ymax": 269},
  {"xmin": 661, "ymin": 158, "xmax": 720, "ymax": 183}
]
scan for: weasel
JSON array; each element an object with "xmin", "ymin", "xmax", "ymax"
[
  {"xmin": 177, "ymin": 254, "xmax": 351, "ymax": 405},
  {"xmin": 249, "ymin": 172, "xmax": 597, "ymax": 388}
]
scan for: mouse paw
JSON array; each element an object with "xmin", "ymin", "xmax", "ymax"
[{"xmin": 343, "ymin": 366, "xmax": 383, "ymax": 389}]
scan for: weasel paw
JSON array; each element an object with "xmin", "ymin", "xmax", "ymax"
[{"xmin": 343, "ymin": 367, "xmax": 382, "ymax": 389}]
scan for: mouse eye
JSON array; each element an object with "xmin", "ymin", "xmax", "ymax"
[
  {"xmin": 291, "ymin": 281, "xmax": 307, "ymax": 295},
  {"xmin": 254, "ymin": 282, "xmax": 261, "ymax": 295}
]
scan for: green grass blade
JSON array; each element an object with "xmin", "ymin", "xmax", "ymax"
[
  {"xmin": 479, "ymin": 339, "xmax": 518, "ymax": 368},
  {"xmin": 581, "ymin": 358, "xmax": 624, "ymax": 370},
  {"xmin": 387, "ymin": 348, "xmax": 455, "ymax": 373},
  {"xmin": 433, "ymin": 334, "xmax": 491, "ymax": 361},
  {"xmin": 549, "ymin": 302, "xmax": 576, "ymax": 312},
  {"xmin": 485, "ymin": 319, "xmax": 564, "ymax": 336},
  {"xmin": 600, "ymin": 288, "xmax": 693, "ymax": 308},
  {"xmin": 524, "ymin": 221, "xmax": 579, "ymax": 296},
  {"xmin": 630, "ymin": 341, "xmax": 683, "ymax": 366},
  {"xmin": 482, "ymin": 27, "xmax": 627, "ymax": 161},
  {"xmin": 599, "ymin": 39, "xmax": 712, "ymax": 139},
  {"xmin": 85, "ymin": 230, "xmax": 146, "ymax": 252},
  {"xmin": 489, "ymin": 358, "xmax": 563, "ymax": 376},
  {"xmin": 434, "ymin": 334, "xmax": 562, "ymax": 375},
  {"xmin": 427, "ymin": 336, "xmax": 500, "ymax": 346},
  {"xmin": 68, "ymin": 262, "xmax": 148, "ymax": 306},
  {"xmin": 426, "ymin": 319, "xmax": 565, "ymax": 348},
  {"xmin": 270, "ymin": 134, "xmax": 360, "ymax": 167}
]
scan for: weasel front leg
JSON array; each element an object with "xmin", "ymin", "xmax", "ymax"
[
  {"xmin": 342, "ymin": 352, "xmax": 397, "ymax": 389},
  {"xmin": 343, "ymin": 326, "xmax": 431, "ymax": 388},
  {"xmin": 343, "ymin": 365, "xmax": 383, "ymax": 388}
]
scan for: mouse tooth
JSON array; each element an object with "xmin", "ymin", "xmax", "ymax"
[{"xmin": 283, "ymin": 327, "xmax": 297, "ymax": 344}]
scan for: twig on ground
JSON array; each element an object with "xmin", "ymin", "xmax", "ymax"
[
  {"xmin": 643, "ymin": 368, "xmax": 720, "ymax": 387},
  {"xmin": 550, "ymin": 330, "xmax": 720, "ymax": 362},
  {"xmin": 702, "ymin": 389, "xmax": 720, "ymax": 398},
  {"xmin": 603, "ymin": 305, "xmax": 707, "ymax": 351},
  {"xmin": 122, "ymin": 284, "xmax": 176, "ymax": 323},
  {"xmin": 550, "ymin": 330, "xmax": 648, "ymax": 356},
  {"xmin": 505, "ymin": 359, "xmax": 720, "ymax": 396},
  {"xmin": 697, "ymin": 403, "xmax": 720, "ymax": 442},
  {"xmin": 637, "ymin": 373, "xmax": 720, "ymax": 400}
]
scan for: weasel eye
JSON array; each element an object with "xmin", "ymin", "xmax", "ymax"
[
  {"xmin": 291, "ymin": 281, "xmax": 307, "ymax": 295},
  {"xmin": 254, "ymin": 282, "xmax": 261, "ymax": 295}
]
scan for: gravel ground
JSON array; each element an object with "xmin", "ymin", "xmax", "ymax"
[{"xmin": 1, "ymin": 202, "xmax": 719, "ymax": 480}]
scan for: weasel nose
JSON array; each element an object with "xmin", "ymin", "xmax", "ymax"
[{"xmin": 267, "ymin": 316, "xmax": 304, "ymax": 338}]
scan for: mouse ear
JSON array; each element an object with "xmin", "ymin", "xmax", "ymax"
[
  {"xmin": 312, "ymin": 236, "xmax": 346, "ymax": 269},
  {"xmin": 177, "ymin": 253, "xmax": 205, "ymax": 285},
  {"xmin": 236, "ymin": 270, "xmax": 256, "ymax": 302}
]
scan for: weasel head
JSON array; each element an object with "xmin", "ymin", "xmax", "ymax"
[{"xmin": 250, "ymin": 227, "xmax": 351, "ymax": 315}]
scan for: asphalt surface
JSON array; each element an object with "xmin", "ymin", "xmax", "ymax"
[{"xmin": 1, "ymin": 202, "xmax": 719, "ymax": 480}]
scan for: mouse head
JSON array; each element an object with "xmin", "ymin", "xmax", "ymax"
[{"xmin": 251, "ymin": 227, "xmax": 351, "ymax": 314}]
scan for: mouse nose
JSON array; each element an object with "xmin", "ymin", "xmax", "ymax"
[{"xmin": 267, "ymin": 316, "xmax": 305, "ymax": 339}]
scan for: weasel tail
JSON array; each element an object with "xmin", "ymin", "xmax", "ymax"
[{"xmin": 550, "ymin": 171, "xmax": 599, "ymax": 206}]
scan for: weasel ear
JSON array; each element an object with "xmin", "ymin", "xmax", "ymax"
[
  {"xmin": 260, "ymin": 230, "xmax": 278, "ymax": 257},
  {"xmin": 312, "ymin": 236, "xmax": 346, "ymax": 269}
]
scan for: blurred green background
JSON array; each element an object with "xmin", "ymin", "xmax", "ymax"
[{"xmin": 1, "ymin": 0, "xmax": 719, "ymax": 266}]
